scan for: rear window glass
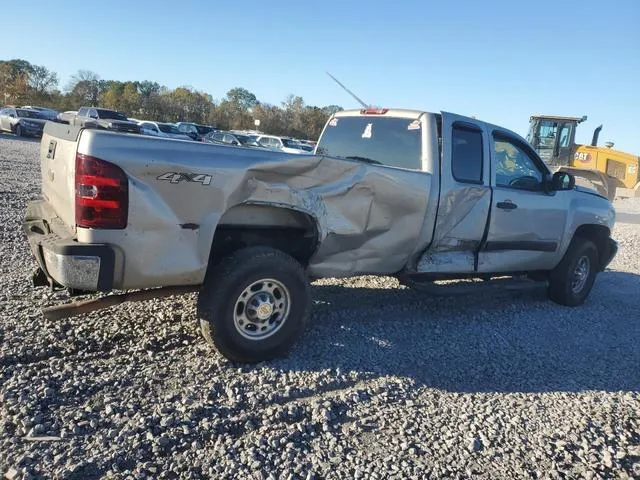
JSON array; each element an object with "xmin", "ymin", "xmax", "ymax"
[
  {"xmin": 316, "ymin": 116, "xmax": 422, "ymax": 169},
  {"xmin": 97, "ymin": 109, "xmax": 127, "ymax": 121},
  {"xmin": 16, "ymin": 109, "xmax": 46, "ymax": 119},
  {"xmin": 195, "ymin": 125, "xmax": 213, "ymax": 134},
  {"xmin": 158, "ymin": 123, "xmax": 180, "ymax": 134}
]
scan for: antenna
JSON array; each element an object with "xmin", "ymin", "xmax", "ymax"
[{"xmin": 326, "ymin": 71, "xmax": 369, "ymax": 108}]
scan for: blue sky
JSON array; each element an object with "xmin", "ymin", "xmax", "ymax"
[{"xmin": 4, "ymin": 0, "xmax": 640, "ymax": 153}]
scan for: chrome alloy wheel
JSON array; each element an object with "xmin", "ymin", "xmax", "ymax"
[
  {"xmin": 233, "ymin": 278, "xmax": 290, "ymax": 340},
  {"xmin": 571, "ymin": 255, "xmax": 590, "ymax": 294}
]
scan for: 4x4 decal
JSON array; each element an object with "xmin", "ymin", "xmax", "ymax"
[{"xmin": 157, "ymin": 172, "xmax": 212, "ymax": 186}]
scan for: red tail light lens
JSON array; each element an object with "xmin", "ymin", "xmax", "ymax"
[
  {"xmin": 75, "ymin": 153, "xmax": 128, "ymax": 229},
  {"xmin": 360, "ymin": 108, "xmax": 388, "ymax": 115}
]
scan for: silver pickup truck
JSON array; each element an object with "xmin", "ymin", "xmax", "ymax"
[{"xmin": 23, "ymin": 108, "xmax": 618, "ymax": 362}]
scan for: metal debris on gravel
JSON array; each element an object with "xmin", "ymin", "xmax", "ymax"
[{"xmin": 1, "ymin": 133, "xmax": 639, "ymax": 479}]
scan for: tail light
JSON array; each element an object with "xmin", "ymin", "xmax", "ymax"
[{"xmin": 75, "ymin": 153, "xmax": 128, "ymax": 229}]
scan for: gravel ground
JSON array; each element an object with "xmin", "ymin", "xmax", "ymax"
[{"xmin": 1, "ymin": 132, "xmax": 639, "ymax": 479}]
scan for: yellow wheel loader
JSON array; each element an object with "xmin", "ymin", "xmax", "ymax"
[{"xmin": 527, "ymin": 115, "xmax": 640, "ymax": 200}]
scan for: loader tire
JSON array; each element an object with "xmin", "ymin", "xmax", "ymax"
[
  {"xmin": 548, "ymin": 237, "xmax": 599, "ymax": 306},
  {"xmin": 197, "ymin": 246, "xmax": 310, "ymax": 363}
]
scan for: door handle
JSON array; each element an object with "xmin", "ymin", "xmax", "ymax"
[{"xmin": 497, "ymin": 201, "xmax": 518, "ymax": 210}]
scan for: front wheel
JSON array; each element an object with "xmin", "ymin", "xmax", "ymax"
[
  {"xmin": 15, "ymin": 125, "xmax": 23, "ymax": 137},
  {"xmin": 197, "ymin": 246, "xmax": 310, "ymax": 362},
  {"xmin": 548, "ymin": 237, "xmax": 599, "ymax": 306}
]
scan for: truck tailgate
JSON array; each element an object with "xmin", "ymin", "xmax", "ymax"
[{"xmin": 40, "ymin": 122, "xmax": 81, "ymax": 230}]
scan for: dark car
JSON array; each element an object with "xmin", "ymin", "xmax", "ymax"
[
  {"xmin": 203, "ymin": 131, "xmax": 262, "ymax": 148},
  {"xmin": 21, "ymin": 106, "xmax": 59, "ymax": 121},
  {"xmin": 175, "ymin": 122, "xmax": 215, "ymax": 141},
  {"xmin": 73, "ymin": 107, "xmax": 141, "ymax": 134},
  {"xmin": 0, "ymin": 107, "xmax": 48, "ymax": 137}
]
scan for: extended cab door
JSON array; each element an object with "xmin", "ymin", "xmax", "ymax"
[
  {"xmin": 477, "ymin": 130, "xmax": 568, "ymax": 272},
  {"xmin": 419, "ymin": 113, "xmax": 492, "ymax": 273}
]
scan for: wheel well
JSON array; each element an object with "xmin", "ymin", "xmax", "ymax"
[
  {"xmin": 207, "ymin": 205, "xmax": 319, "ymax": 270},
  {"xmin": 573, "ymin": 224, "xmax": 610, "ymax": 270}
]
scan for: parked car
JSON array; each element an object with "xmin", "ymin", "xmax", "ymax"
[
  {"xmin": 255, "ymin": 134, "xmax": 308, "ymax": 154},
  {"xmin": 138, "ymin": 121, "xmax": 193, "ymax": 140},
  {"xmin": 21, "ymin": 106, "xmax": 59, "ymax": 121},
  {"xmin": 71, "ymin": 107, "xmax": 141, "ymax": 134},
  {"xmin": 24, "ymin": 108, "xmax": 617, "ymax": 363},
  {"xmin": 203, "ymin": 131, "xmax": 262, "ymax": 148},
  {"xmin": 0, "ymin": 107, "xmax": 48, "ymax": 137},
  {"xmin": 56, "ymin": 111, "xmax": 78, "ymax": 124},
  {"xmin": 174, "ymin": 122, "xmax": 215, "ymax": 141}
]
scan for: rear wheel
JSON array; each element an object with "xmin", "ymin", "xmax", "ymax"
[
  {"xmin": 197, "ymin": 246, "xmax": 310, "ymax": 362},
  {"xmin": 548, "ymin": 237, "xmax": 599, "ymax": 306}
]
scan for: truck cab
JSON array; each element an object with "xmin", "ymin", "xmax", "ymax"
[{"xmin": 315, "ymin": 108, "xmax": 617, "ymax": 278}]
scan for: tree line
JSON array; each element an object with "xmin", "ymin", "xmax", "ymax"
[{"xmin": 0, "ymin": 59, "xmax": 343, "ymax": 140}]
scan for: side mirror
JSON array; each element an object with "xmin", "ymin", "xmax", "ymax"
[{"xmin": 551, "ymin": 171, "xmax": 575, "ymax": 191}]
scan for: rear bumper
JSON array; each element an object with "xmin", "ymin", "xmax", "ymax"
[
  {"xmin": 23, "ymin": 200, "xmax": 115, "ymax": 291},
  {"xmin": 600, "ymin": 237, "xmax": 618, "ymax": 270}
]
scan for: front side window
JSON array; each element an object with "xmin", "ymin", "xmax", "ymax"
[
  {"xmin": 451, "ymin": 125, "xmax": 483, "ymax": 184},
  {"xmin": 494, "ymin": 136, "xmax": 544, "ymax": 191}
]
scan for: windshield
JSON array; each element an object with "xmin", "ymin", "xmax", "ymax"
[
  {"xmin": 97, "ymin": 109, "xmax": 128, "ymax": 121},
  {"xmin": 316, "ymin": 116, "xmax": 422, "ymax": 169},
  {"xmin": 158, "ymin": 123, "xmax": 181, "ymax": 134},
  {"xmin": 16, "ymin": 109, "xmax": 46, "ymax": 119}
]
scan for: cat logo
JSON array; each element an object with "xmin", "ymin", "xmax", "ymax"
[{"xmin": 574, "ymin": 152, "xmax": 592, "ymax": 163}]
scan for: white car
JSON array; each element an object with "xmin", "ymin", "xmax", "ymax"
[
  {"xmin": 255, "ymin": 135, "xmax": 308, "ymax": 154},
  {"xmin": 138, "ymin": 121, "xmax": 192, "ymax": 141}
]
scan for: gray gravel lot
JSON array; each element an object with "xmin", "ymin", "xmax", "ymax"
[{"xmin": 1, "ymin": 132, "xmax": 639, "ymax": 479}]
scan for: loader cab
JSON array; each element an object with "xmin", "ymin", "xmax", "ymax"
[{"xmin": 526, "ymin": 115, "xmax": 585, "ymax": 167}]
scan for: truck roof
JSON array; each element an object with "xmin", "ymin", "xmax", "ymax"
[
  {"xmin": 329, "ymin": 108, "xmax": 529, "ymax": 149},
  {"xmin": 529, "ymin": 114, "xmax": 587, "ymax": 123},
  {"xmin": 333, "ymin": 108, "xmax": 428, "ymax": 119}
]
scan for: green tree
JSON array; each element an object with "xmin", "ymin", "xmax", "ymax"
[
  {"xmin": 28, "ymin": 65, "xmax": 58, "ymax": 94},
  {"xmin": 225, "ymin": 87, "xmax": 258, "ymax": 110}
]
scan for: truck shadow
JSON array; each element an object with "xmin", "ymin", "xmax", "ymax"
[{"xmin": 283, "ymin": 270, "xmax": 640, "ymax": 394}]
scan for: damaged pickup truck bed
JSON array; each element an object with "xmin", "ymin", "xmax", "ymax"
[{"xmin": 24, "ymin": 108, "xmax": 618, "ymax": 362}]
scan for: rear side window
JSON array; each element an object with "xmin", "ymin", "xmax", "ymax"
[{"xmin": 451, "ymin": 125, "xmax": 483, "ymax": 184}]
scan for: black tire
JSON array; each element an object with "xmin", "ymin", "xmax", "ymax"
[
  {"xmin": 197, "ymin": 246, "xmax": 310, "ymax": 363},
  {"xmin": 548, "ymin": 237, "xmax": 599, "ymax": 306},
  {"xmin": 15, "ymin": 125, "xmax": 23, "ymax": 137}
]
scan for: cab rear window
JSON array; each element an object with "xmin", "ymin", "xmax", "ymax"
[{"xmin": 316, "ymin": 116, "xmax": 422, "ymax": 170}]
